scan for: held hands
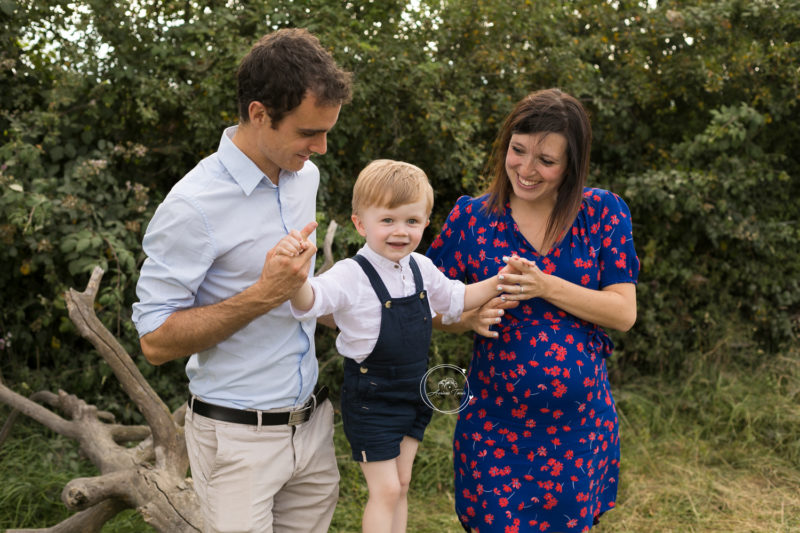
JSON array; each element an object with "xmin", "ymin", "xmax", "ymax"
[
  {"xmin": 495, "ymin": 255, "xmax": 548, "ymax": 302},
  {"xmin": 459, "ymin": 256, "xmax": 547, "ymax": 338},
  {"xmin": 463, "ymin": 296, "xmax": 518, "ymax": 338},
  {"xmin": 274, "ymin": 225, "xmax": 316, "ymax": 258},
  {"xmin": 257, "ymin": 221, "xmax": 318, "ymax": 302}
]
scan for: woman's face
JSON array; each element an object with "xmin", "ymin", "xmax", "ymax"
[{"xmin": 505, "ymin": 132, "xmax": 568, "ymax": 208}]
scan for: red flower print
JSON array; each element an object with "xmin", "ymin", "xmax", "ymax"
[{"xmin": 432, "ymin": 191, "xmax": 632, "ymax": 531}]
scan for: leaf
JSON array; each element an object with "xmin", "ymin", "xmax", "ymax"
[{"xmin": 75, "ymin": 238, "xmax": 92, "ymax": 254}]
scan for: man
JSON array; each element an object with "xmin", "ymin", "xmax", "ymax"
[{"xmin": 132, "ymin": 28, "xmax": 352, "ymax": 533}]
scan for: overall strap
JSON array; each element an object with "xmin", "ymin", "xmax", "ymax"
[
  {"xmin": 407, "ymin": 256, "xmax": 424, "ymax": 294},
  {"xmin": 352, "ymin": 254, "xmax": 391, "ymax": 303}
]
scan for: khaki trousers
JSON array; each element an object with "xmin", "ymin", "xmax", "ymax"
[{"xmin": 185, "ymin": 399, "xmax": 340, "ymax": 533}]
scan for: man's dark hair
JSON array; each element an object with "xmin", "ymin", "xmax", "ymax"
[{"xmin": 237, "ymin": 28, "xmax": 353, "ymax": 127}]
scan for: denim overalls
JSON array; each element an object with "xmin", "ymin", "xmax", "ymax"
[{"xmin": 341, "ymin": 254, "xmax": 434, "ymax": 462}]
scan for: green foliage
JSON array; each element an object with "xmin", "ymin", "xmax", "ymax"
[
  {"xmin": 0, "ymin": 124, "xmax": 156, "ymax": 401},
  {"xmin": 0, "ymin": 412, "xmax": 156, "ymax": 531},
  {"xmin": 0, "ymin": 0, "xmax": 798, "ymax": 416},
  {"xmin": 616, "ymin": 100, "xmax": 799, "ymax": 375}
]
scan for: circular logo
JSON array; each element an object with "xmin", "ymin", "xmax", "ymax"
[{"xmin": 419, "ymin": 364, "xmax": 472, "ymax": 414}]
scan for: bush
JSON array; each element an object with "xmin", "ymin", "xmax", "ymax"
[{"xmin": 2, "ymin": 0, "xmax": 798, "ymax": 410}]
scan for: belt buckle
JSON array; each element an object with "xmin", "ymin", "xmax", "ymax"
[{"xmin": 287, "ymin": 406, "xmax": 311, "ymax": 426}]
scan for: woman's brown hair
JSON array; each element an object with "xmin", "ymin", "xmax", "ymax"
[{"xmin": 483, "ymin": 89, "xmax": 592, "ymax": 251}]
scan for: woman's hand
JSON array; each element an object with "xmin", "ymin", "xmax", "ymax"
[
  {"xmin": 495, "ymin": 255, "xmax": 637, "ymax": 331},
  {"xmin": 460, "ymin": 295, "xmax": 519, "ymax": 338},
  {"xmin": 495, "ymin": 255, "xmax": 549, "ymax": 301}
]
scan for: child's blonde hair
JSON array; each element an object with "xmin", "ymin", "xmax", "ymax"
[{"xmin": 351, "ymin": 159, "xmax": 434, "ymax": 215}]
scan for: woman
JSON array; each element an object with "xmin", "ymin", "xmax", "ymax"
[{"xmin": 427, "ymin": 89, "xmax": 639, "ymax": 532}]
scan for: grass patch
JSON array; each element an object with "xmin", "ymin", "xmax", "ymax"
[
  {"xmin": 0, "ymin": 414, "xmax": 155, "ymax": 532},
  {"xmin": 2, "ymin": 352, "xmax": 799, "ymax": 532}
]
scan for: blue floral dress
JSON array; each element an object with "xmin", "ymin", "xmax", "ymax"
[{"xmin": 426, "ymin": 188, "xmax": 639, "ymax": 532}]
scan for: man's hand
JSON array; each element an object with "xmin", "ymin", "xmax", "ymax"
[
  {"xmin": 140, "ymin": 221, "xmax": 320, "ymax": 365},
  {"xmin": 255, "ymin": 221, "xmax": 318, "ymax": 305}
]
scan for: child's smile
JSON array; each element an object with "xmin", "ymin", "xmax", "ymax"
[{"xmin": 351, "ymin": 198, "xmax": 430, "ymax": 263}]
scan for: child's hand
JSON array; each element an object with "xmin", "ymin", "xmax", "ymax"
[
  {"xmin": 498, "ymin": 262, "xmax": 521, "ymax": 276},
  {"xmin": 275, "ymin": 229, "xmax": 312, "ymax": 258}
]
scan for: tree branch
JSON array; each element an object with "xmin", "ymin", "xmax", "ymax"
[
  {"xmin": 63, "ymin": 471, "xmax": 135, "ymax": 510},
  {"xmin": 65, "ymin": 266, "xmax": 184, "ymax": 471},
  {"xmin": 0, "ymin": 383, "xmax": 79, "ymax": 439},
  {"xmin": 318, "ymin": 219, "xmax": 338, "ymax": 275},
  {"xmin": 5, "ymin": 498, "xmax": 129, "ymax": 533}
]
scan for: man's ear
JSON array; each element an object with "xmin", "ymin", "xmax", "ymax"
[
  {"xmin": 425, "ymin": 218, "xmax": 430, "ymax": 228},
  {"xmin": 351, "ymin": 213, "xmax": 367, "ymax": 237},
  {"xmin": 248, "ymin": 101, "xmax": 269, "ymax": 125}
]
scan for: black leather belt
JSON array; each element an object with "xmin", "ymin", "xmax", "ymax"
[{"xmin": 189, "ymin": 386, "xmax": 328, "ymax": 426}]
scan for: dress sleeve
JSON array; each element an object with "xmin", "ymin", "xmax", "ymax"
[
  {"xmin": 425, "ymin": 195, "xmax": 472, "ymax": 282},
  {"xmin": 595, "ymin": 190, "xmax": 640, "ymax": 287}
]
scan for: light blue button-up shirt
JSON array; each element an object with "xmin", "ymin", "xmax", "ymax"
[{"xmin": 132, "ymin": 126, "xmax": 318, "ymax": 410}]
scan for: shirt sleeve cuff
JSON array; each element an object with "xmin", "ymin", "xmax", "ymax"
[
  {"xmin": 289, "ymin": 283, "xmax": 322, "ymax": 320},
  {"xmin": 440, "ymin": 280, "xmax": 465, "ymax": 325}
]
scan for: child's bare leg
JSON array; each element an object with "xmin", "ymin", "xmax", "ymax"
[
  {"xmin": 391, "ymin": 436, "xmax": 419, "ymax": 533},
  {"xmin": 359, "ymin": 459, "xmax": 402, "ymax": 533}
]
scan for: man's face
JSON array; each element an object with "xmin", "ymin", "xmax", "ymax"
[{"xmin": 252, "ymin": 92, "xmax": 341, "ymax": 181}]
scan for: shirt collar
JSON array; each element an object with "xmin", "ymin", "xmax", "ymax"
[
  {"xmin": 217, "ymin": 125, "xmax": 297, "ymax": 195},
  {"xmin": 359, "ymin": 244, "xmax": 412, "ymax": 271}
]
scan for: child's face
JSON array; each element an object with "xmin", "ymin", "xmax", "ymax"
[{"xmin": 351, "ymin": 198, "xmax": 430, "ymax": 263}]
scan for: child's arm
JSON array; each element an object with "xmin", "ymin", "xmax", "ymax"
[
  {"xmin": 463, "ymin": 274, "xmax": 502, "ymax": 311},
  {"xmin": 274, "ymin": 229, "xmax": 316, "ymax": 312},
  {"xmin": 291, "ymin": 281, "xmax": 315, "ymax": 312}
]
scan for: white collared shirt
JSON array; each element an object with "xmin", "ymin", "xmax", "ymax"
[{"xmin": 291, "ymin": 245, "xmax": 465, "ymax": 363}]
